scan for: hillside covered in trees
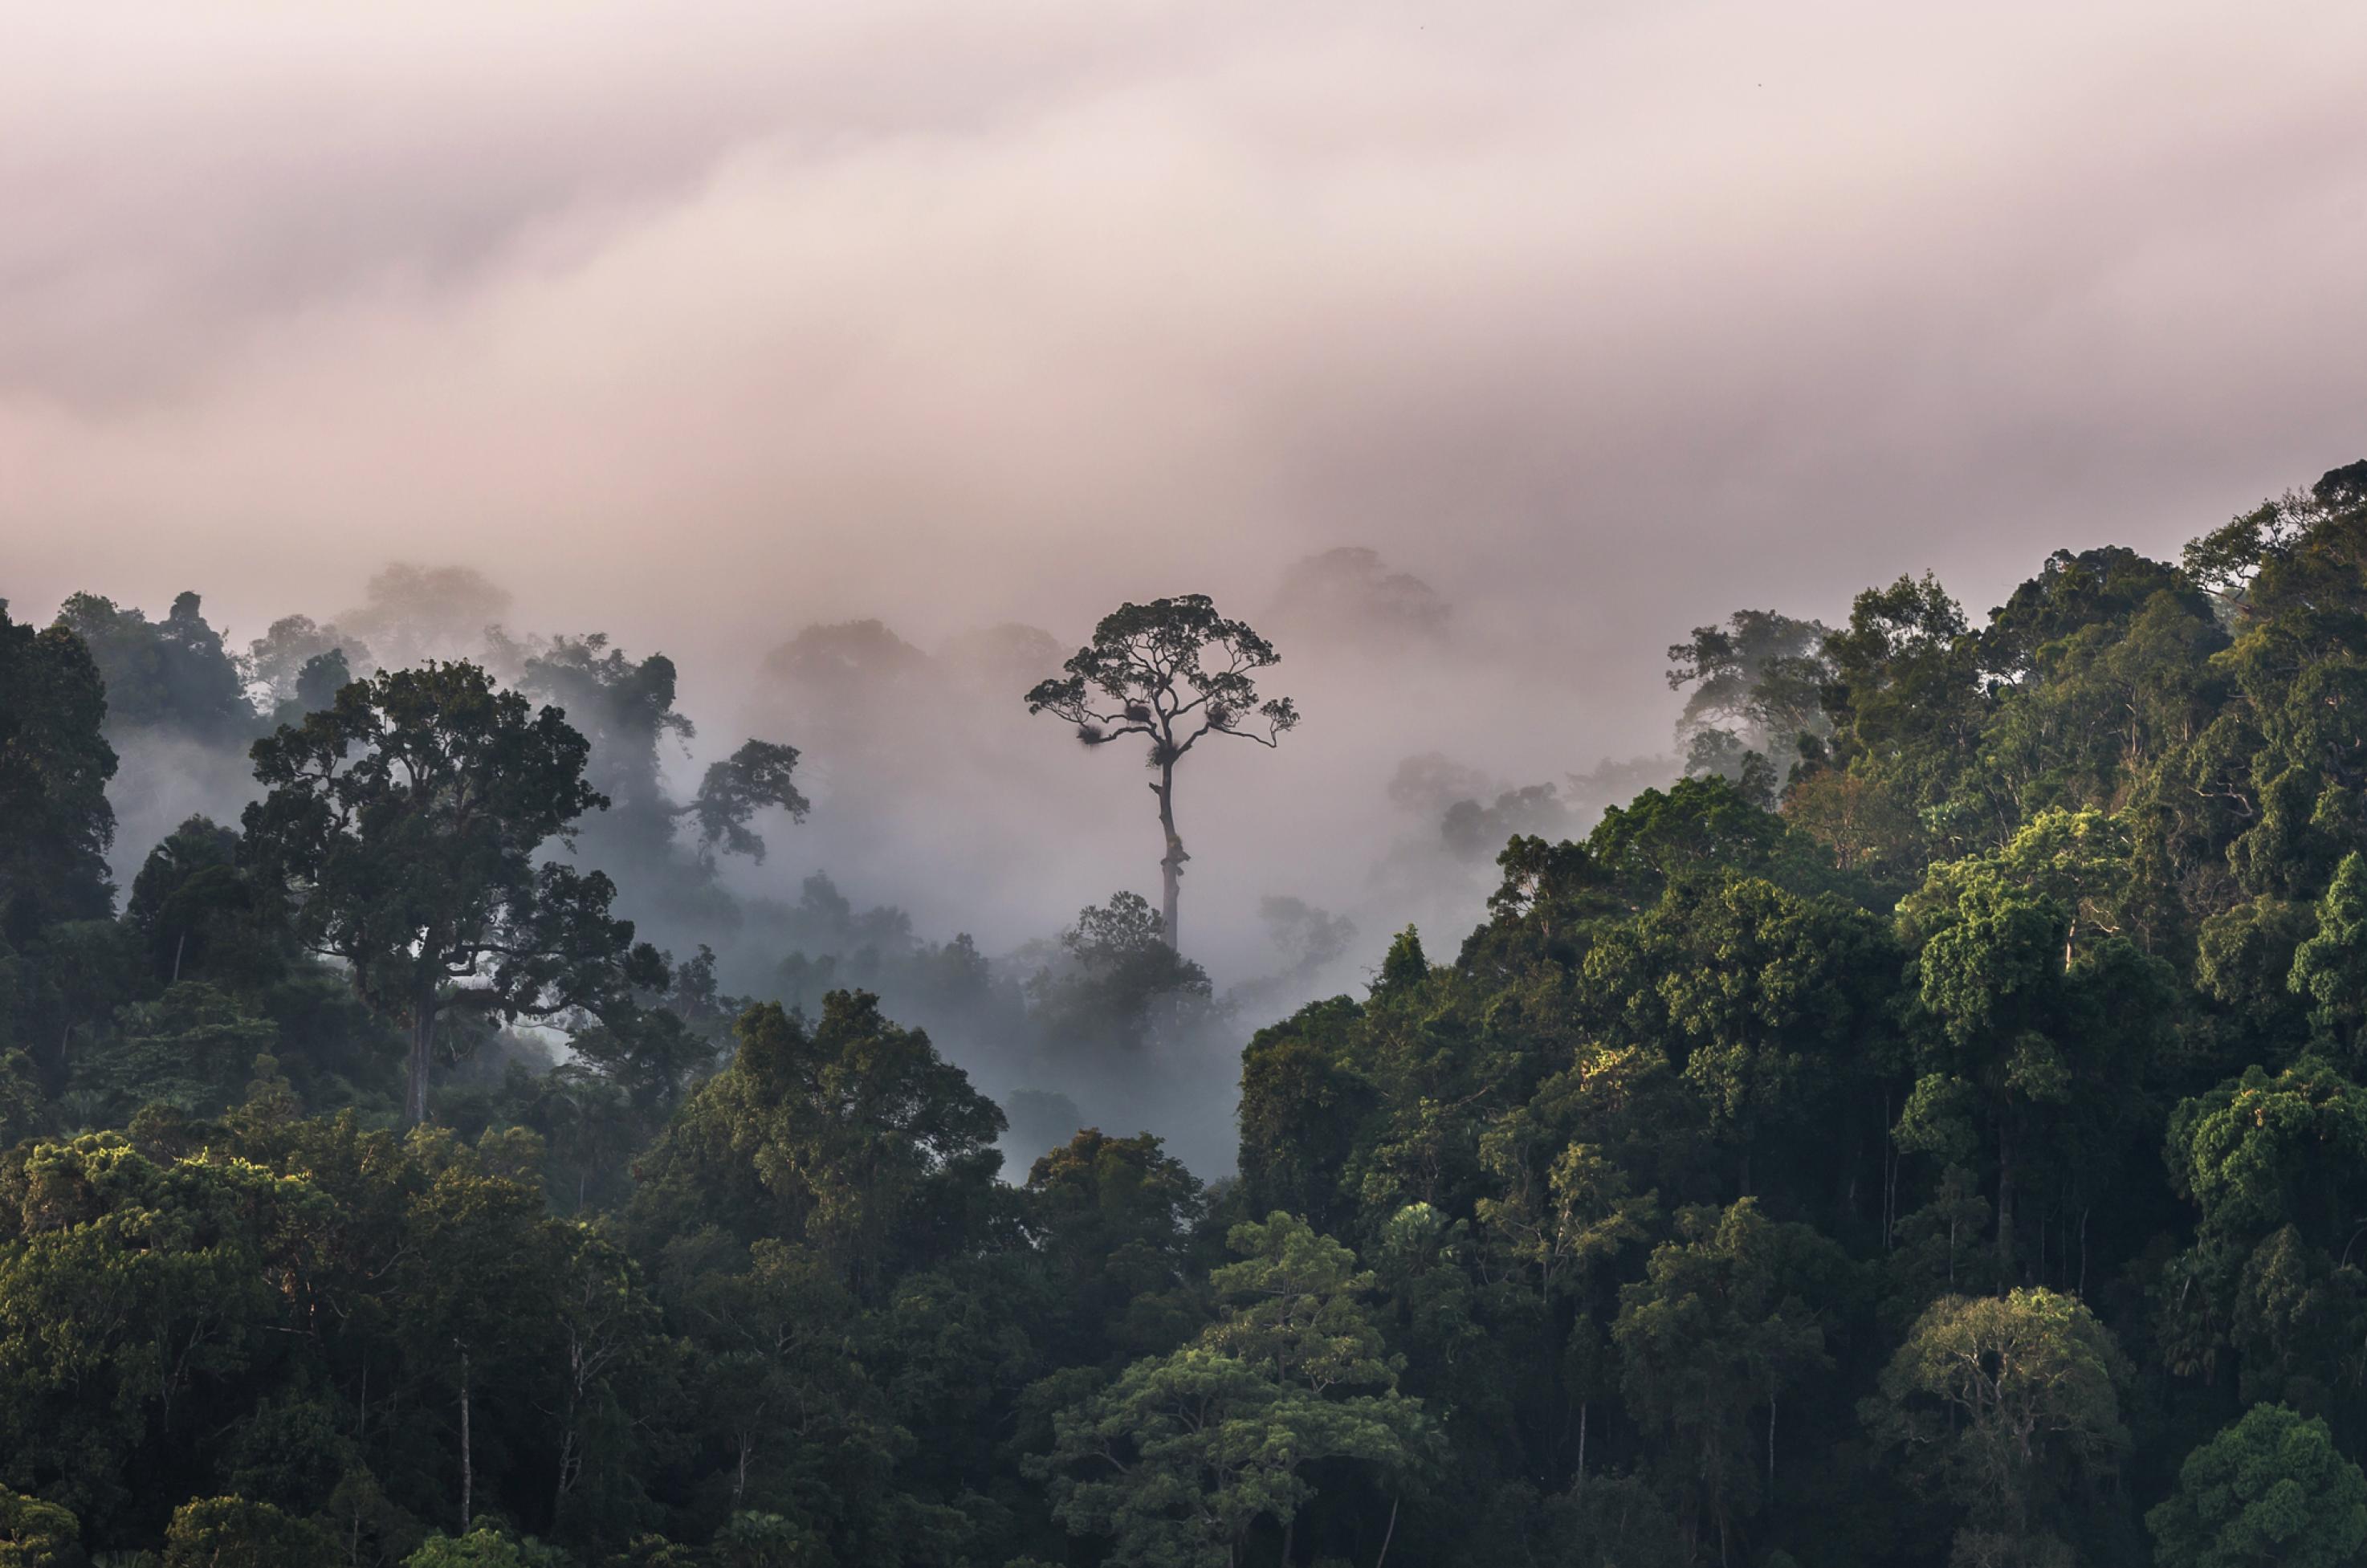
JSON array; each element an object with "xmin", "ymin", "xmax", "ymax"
[{"xmin": 8, "ymin": 459, "xmax": 2367, "ymax": 1566}]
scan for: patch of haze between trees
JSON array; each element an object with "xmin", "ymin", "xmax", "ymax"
[
  {"xmin": 654, "ymin": 544, "xmax": 1676, "ymax": 1174},
  {"xmin": 78, "ymin": 545, "xmax": 1686, "ymax": 1176}
]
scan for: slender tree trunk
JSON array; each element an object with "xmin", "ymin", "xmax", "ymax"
[
  {"xmin": 1576, "ymin": 1401, "xmax": 1587, "ymax": 1486},
  {"xmin": 553, "ymin": 1431, "xmax": 575, "ymax": 1524},
  {"xmin": 408, "ymin": 986, "xmax": 437, "ymax": 1126},
  {"xmin": 458, "ymin": 1344, "xmax": 473, "ymax": 1532},
  {"xmin": 1281, "ymin": 1513, "xmax": 1294, "ymax": 1566},
  {"xmin": 1373, "ymin": 1493, "xmax": 1400, "ymax": 1568},
  {"xmin": 1154, "ymin": 762, "xmax": 1186, "ymax": 947},
  {"xmin": 171, "ymin": 928, "xmax": 187, "ymax": 984}
]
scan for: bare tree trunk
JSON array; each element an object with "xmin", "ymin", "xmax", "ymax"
[
  {"xmin": 1374, "ymin": 1493, "xmax": 1400, "ymax": 1568},
  {"xmin": 1154, "ymin": 763, "xmax": 1187, "ymax": 947},
  {"xmin": 171, "ymin": 928, "xmax": 187, "ymax": 984},
  {"xmin": 553, "ymin": 1432, "xmax": 574, "ymax": 1525},
  {"xmin": 458, "ymin": 1344, "xmax": 472, "ymax": 1532},
  {"xmin": 408, "ymin": 986, "xmax": 437, "ymax": 1126}
]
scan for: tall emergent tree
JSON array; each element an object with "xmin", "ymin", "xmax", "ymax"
[
  {"xmin": 1025, "ymin": 596, "xmax": 1298, "ymax": 947},
  {"xmin": 241, "ymin": 662, "xmax": 664, "ymax": 1123}
]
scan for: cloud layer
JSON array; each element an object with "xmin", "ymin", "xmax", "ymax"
[{"xmin": 6, "ymin": 0, "xmax": 2367, "ymax": 983}]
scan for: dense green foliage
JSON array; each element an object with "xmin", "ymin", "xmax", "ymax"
[{"xmin": 6, "ymin": 458, "xmax": 2367, "ymax": 1563}]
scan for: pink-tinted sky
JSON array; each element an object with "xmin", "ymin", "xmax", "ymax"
[{"xmin": 4, "ymin": 0, "xmax": 2365, "ymax": 729}]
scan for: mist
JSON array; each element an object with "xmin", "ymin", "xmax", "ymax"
[
  {"xmin": 10, "ymin": 0, "xmax": 2367, "ymax": 1171},
  {"xmin": 27, "ymin": 550, "xmax": 1621, "ymax": 1175}
]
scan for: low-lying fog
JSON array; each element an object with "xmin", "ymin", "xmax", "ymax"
[
  {"xmin": 32, "ymin": 552, "xmax": 1710, "ymax": 1175},
  {"xmin": 9, "ymin": 0, "xmax": 2367, "ymax": 1170}
]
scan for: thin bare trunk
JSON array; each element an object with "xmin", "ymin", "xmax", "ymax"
[
  {"xmin": 458, "ymin": 1345, "xmax": 472, "ymax": 1532},
  {"xmin": 171, "ymin": 928, "xmax": 186, "ymax": 984},
  {"xmin": 1373, "ymin": 1493, "xmax": 1401, "ymax": 1568},
  {"xmin": 553, "ymin": 1433, "xmax": 574, "ymax": 1525},
  {"xmin": 408, "ymin": 987, "xmax": 437, "ymax": 1126}
]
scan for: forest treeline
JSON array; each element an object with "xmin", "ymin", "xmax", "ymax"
[{"xmin": 5, "ymin": 462, "xmax": 2367, "ymax": 1565}]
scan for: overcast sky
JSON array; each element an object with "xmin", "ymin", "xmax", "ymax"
[{"xmin": 5, "ymin": 0, "xmax": 2365, "ymax": 746}]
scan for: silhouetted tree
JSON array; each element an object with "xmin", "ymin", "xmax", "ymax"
[
  {"xmin": 1025, "ymin": 596, "xmax": 1298, "ymax": 946},
  {"xmin": 0, "ymin": 602, "xmax": 118, "ymax": 936},
  {"xmin": 55, "ymin": 590, "xmax": 255, "ymax": 747},
  {"xmin": 241, "ymin": 662, "xmax": 662, "ymax": 1122}
]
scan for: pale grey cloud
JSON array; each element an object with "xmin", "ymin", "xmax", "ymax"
[{"xmin": 4, "ymin": 0, "xmax": 2365, "ymax": 980}]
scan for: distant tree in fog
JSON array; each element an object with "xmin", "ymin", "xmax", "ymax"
[
  {"xmin": 755, "ymin": 618, "xmax": 932, "ymax": 770},
  {"xmin": 763, "ymin": 618, "xmax": 929, "ymax": 704},
  {"xmin": 55, "ymin": 590, "xmax": 256, "ymax": 748},
  {"xmin": 520, "ymin": 633, "xmax": 809, "ymax": 875},
  {"xmin": 1269, "ymin": 545, "xmax": 1449, "ymax": 647},
  {"xmin": 1665, "ymin": 609, "xmax": 1831, "ymax": 780},
  {"xmin": 938, "ymin": 623, "xmax": 1066, "ymax": 694},
  {"xmin": 1385, "ymin": 751, "xmax": 1499, "ymax": 818},
  {"xmin": 1025, "ymin": 596, "xmax": 1298, "ymax": 947},
  {"xmin": 1228, "ymin": 895, "xmax": 1357, "ymax": 1012},
  {"xmin": 336, "ymin": 562, "xmax": 513, "ymax": 671},
  {"xmin": 244, "ymin": 613, "xmax": 376, "ymax": 711},
  {"xmin": 1442, "ymin": 782, "xmax": 1572, "ymax": 861}
]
